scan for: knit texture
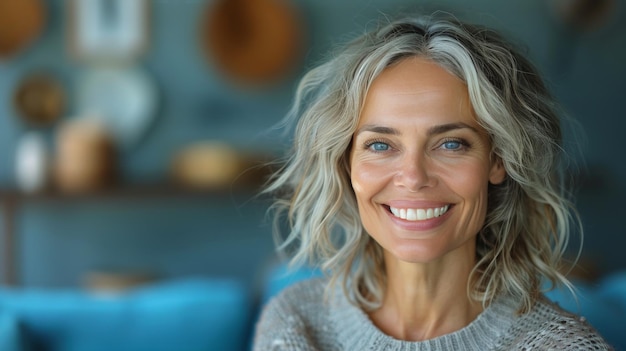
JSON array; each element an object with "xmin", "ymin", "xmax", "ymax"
[{"xmin": 253, "ymin": 278, "xmax": 612, "ymax": 350}]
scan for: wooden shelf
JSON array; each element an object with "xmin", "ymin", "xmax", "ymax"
[
  {"xmin": 0, "ymin": 172, "xmax": 273, "ymax": 287},
  {"xmin": 0, "ymin": 182, "xmax": 266, "ymax": 202}
]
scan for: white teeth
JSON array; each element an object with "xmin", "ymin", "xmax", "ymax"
[
  {"xmin": 406, "ymin": 209, "xmax": 417, "ymax": 220},
  {"xmin": 417, "ymin": 209, "xmax": 426, "ymax": 220},
  {"xmin": 391, "ymin": 207, "xmax": 400, "ymax": 217},
  {"xmin": 389, "ymin": 205, "xmax": 449, "ymax": 221}
]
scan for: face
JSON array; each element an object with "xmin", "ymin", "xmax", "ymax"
[{"xmin": 349, "ymin": 57, "xmax": 506, "ymax": 265}]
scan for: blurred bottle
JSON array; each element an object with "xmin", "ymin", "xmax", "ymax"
[
  {"xmin": 54, "ymin": 118, "xmax": 117, "ymax": 193},
  {"xmin": 15, "ymin": 131, "xmax": 50, "ymax": 192}
]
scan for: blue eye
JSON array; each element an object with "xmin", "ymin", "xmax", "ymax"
[
  {"xmin": 442, "ymin": 140, "xmax": 463, "ymax": 150},
  {"xmin": 368, "ymin": 142, "xmax": 390, "ymax": 151}
]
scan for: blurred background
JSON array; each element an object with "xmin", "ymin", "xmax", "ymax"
[
  {"xmin": 1, "ymin": 0, "xmax": 625, "ymax": 294},
  {"xmin": 0, "ymin": 0, "xmax": 625, "ymax": 349}
]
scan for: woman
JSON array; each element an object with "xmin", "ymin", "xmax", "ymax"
[{"xmin": 254, "ymin": 13, "xmax": 611, "ymax": 350}]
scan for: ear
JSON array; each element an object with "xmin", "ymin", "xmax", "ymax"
[{"xmin": 488, "ymin": 157, "xmax": 506, "ymax": 185}]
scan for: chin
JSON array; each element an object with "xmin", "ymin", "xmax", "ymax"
[
  {"xmin": 385, "ymin": 236, "xmax": 475, "ymax": 265},
  {"xmin": 388, "ymin": 245, "xmax": 448, "ymax": 264}
]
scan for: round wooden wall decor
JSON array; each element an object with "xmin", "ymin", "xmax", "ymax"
[
  {"xmin": 13, "ymin": 73, "xmax": 66, "ymax": 127},
  {"xmin": 201, "ymin": 0, "xmax": 305, "ymax": 86},
  {"xmin": 0, "ymin": 0, "xmax": 45, "ymax": 59},
  {"xmin": 552, "ymin": 0, "xmax": 616, "ymax": 31}
]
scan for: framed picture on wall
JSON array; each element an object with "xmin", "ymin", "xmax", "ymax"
[{"xmin": 67, "ymin": 0, "xmax": 149, "ymax": 63}]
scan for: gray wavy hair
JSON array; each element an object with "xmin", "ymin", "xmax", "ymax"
[{"xmin": 264, "ymin": 13, "xmax": 580, "ymax": 313}]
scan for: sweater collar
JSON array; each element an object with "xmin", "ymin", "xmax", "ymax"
[{"xmin": 330, "ymin": 290, "xmax": 520, "ymax": 350}]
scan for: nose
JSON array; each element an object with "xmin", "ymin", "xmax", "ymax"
[{"xmin": 394, "ymin": 153, "xmax": 435, "ymax": 191}]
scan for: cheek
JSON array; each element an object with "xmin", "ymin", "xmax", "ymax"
[
  {"xmin": 439, "ymin": 157, "xmax": 491, "ymax": 193},
  {"xmin": 444, "ymin": 164, "xmax": 491, "ymax": 226},
  {"xmin": 350, "ymin": 162, "xmax": 387, "ymax": 234},
  {"xmin": 350, "ymin": 159, "xmax": 391, "ymax": 200}
]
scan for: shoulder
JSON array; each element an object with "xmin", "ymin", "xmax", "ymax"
[
  {"xmin": 262, "ymin": 277, "xmax": 327, "ymax": 318},
  {"xmin": 253, "ymin": 278, "xmax": 329, "ymax": 351},
  {"xmin": 513, "ymin": 298, "xmax": 613, "ymax": 350}
]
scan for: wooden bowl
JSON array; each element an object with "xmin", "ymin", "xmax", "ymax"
[
  {"xmin": 201, "ymin": 0, "xmax": 305, "ymax": 86},
  {"xmin": 0, "ymin": 0, "xmax": 45, "ymax": 59}
]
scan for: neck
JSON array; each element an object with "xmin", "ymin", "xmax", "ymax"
[{"xmin": 369, "ymin": 245, "xmax": 483, "ymax": 341}]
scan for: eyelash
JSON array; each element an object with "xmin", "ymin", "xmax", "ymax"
[
  {"xmin": 363, "ymin": 137, "xmax": 470, "ymax": 152},
  {"xmin": 364, "ymin": 139, "xmax": 392, "ymax": 152},
  {"xmin": 439, "ymin": 137, "xmax": 470, "ymax": 151}
]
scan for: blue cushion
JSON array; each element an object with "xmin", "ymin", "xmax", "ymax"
[
  {"xmin": 0, "ymin": 278, "xmax": 252, "ymax": 351},
  {"xmin": 0, "ymin": 312, "xmax": 27, "ymax": 351}
]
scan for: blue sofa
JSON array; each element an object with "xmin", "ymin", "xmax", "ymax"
[
  {"xmin": 0, "ymin": 278, "xmax": 253, "ymax": 351},
  {"xmin": 1, "ymin": 267, "xmax": 624, "ymax": 351}
]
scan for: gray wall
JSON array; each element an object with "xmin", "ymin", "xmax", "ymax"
[{"xmin": 0, "ymin": 0, "xmax": 625, "ymax": 288}]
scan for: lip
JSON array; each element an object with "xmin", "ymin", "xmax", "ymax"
[
  {"xmin": 384, "ymin": 202, "xmax": 453, "ymax": 232},
  {"xmin": 387, "ymin": 200, "xmax": 451, "ymax": 209}
]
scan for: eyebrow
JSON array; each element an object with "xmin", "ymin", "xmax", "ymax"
[
  {"xmin": 355, "ymin": 122, "xmax": 479, "ymax": 136},
  {"xmin": 427, "ymin": 122, "xmax": 479, "ymax": 135}
]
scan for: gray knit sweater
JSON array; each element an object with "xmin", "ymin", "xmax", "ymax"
[{"xmin": 253, "ymin": 278, "xmax": 612, "ymax": 350}]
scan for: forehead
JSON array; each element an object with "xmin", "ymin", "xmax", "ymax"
[
  {"xmin": 372, "ymin": 57, "xmax": 465, "ymax": 94},
  {"xmin": 358, "ymin": 57, "xmax": 476, "ymax": 128}
]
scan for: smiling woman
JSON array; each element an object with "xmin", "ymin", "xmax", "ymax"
[
  {"xmin": 253, "ymin": 11, "xmax": 612, "ymax": 351},
  {"xmin": 350, "ymin": 57, "xmax": 506, "ymax": 274}
]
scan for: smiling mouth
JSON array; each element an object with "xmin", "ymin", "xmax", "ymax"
[{"xmin": 388, "ymin": 205, "xmax": 450, "ymax": 221}]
